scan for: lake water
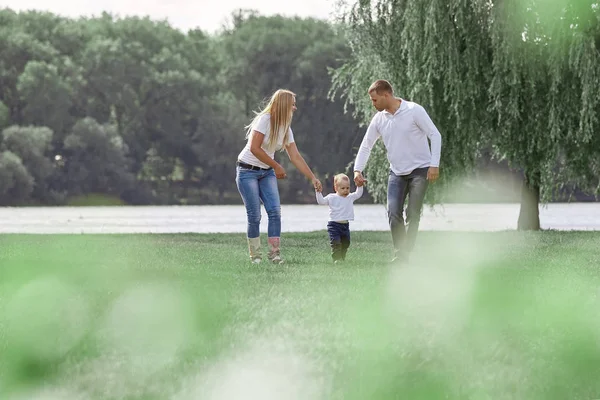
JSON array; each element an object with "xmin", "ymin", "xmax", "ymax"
[{"xmin": 0, "ymin": 203, "xmax": 599, "ymax": 234}]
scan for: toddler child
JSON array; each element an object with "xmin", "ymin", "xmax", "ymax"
[{"xmin": 316, "ymin": 173, "xmax": 364, "ymax": 263}]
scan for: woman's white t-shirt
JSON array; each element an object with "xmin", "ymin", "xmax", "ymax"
[{"xmin": 237, "ymin": 114, "xmax": 295, "ymax": 169}]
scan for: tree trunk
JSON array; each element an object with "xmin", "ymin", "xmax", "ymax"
[{"xmin": 517, "ymin": 171, "xmax": 541, "ymax": 231}]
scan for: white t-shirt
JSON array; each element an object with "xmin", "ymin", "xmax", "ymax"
[
  {"xmin": 316, "ymin": 186, "xmax": 364, "ymax": 222},
  {"xmin": 237, "ymin": 113, "xmax": 295, "ymax": 169}
]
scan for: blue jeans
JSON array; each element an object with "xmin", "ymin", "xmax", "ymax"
[
  {"xmin": 235, "ymin": 166, "xmax": 281, "ymax": 238},
  {"xmin": 387, "ymin": 167, "xmax": 429, "ymax": 258}
]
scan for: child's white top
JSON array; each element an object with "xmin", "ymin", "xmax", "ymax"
[
  {"xmin": 316, "ymin": 186, "xmax": 363, "ymax": 222},
  {"xmin": 237, "ymin": 113, "xmax": 295, "ymax": 169}
]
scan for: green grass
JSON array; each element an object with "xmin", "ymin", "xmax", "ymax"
[{"xmin": 1, "ymin": 231, "xmax": 599, "ymax": 399}]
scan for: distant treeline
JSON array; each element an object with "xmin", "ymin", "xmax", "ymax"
[{"xmin": 0, "ymin": 6, "xmax": 597, "ymax": 208}]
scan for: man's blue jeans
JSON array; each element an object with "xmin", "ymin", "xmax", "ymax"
[
  {"xmin": 235, "ymin": 166, "xmax": 281, "ymax": 238},
  {"xmin": 387, "ymin": 167, "xmax": 429, "ymax": 258}
]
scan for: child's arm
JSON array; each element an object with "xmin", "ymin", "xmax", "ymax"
[
  {"xmin": 316, "ymin": 190, "xmax": 329, "ymax": 205},
  {"xmin": 348, "ymin": 185, "xmax": 364, "ymax": 201}
]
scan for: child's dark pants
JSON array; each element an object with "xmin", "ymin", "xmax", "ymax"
[{"xmin": 327, "ymin": 221, "xmax": 350, "ymax": 261}]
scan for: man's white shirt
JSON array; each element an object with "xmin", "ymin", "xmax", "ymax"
[{"xmin": 354, "ymin": 99, "xmax": 442, "ymax": 176}]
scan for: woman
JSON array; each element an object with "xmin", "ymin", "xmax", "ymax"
[{"xmin": 236, "ymin": 89, "xmax": 322, "ymax": 264}]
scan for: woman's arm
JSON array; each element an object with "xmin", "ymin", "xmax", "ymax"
[{"xmin": 285, "ymin": 142, "xmax": 321, "ymax": 191}]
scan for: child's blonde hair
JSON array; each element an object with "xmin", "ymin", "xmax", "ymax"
[{"xmin": 333, "ymin": 173, "xmax": 350, "ymax": 187}]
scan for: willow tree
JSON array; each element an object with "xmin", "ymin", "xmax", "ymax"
[
  {"xmin": 330, "ymin": 0, "xmax": 493, "ymax": 204},
  {"xmin": 489, "ymin": 0, "xmax": 600, "ymax": 229},
  {"xmin": 331, "ymin": 0, "xmax": 600, "ymax": 230}
]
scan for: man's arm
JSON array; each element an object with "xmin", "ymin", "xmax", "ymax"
[
  {"xmin": 353, "ymin": 115, "xmax": 380, "ymax": 185},
  {"xmin": 413, "ymin": 105, "xmax": 442, "ymax": 182},
  {"xmin": 413, "ymin": 105, "xmax": 442, "ymax": 167}
]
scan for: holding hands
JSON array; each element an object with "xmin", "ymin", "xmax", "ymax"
[
  {"xmin": 273, "ymin": 158, "xmax": 320, "ymax": 191},
  {"xmin": 353, "ymin": 171, "xmax": 367, "ymax": 187},
  {"xmin": 312, "ymin": 177, "xmax": 322, "ymax": 192}
]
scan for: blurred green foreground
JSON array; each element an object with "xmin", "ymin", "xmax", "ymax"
[{"xmin": 1, "ymin": 231, "xmax": 599, "ymax": 399}]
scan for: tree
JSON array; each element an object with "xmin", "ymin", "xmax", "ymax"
[
  {"xmin": 17, "ymin": 61, "xmax": 73, "ymax": 137},
  {"xmin": 0, "ymin": 29, "xmax": 58, "ymax": 125},
  {"xmin": 61, "ymin": 117, "xmax": 134, "ymax": 197},
  {"xmin": 194, "ymin": 93, "xmax": 247, "ymax": 203},
  {"xmin": 330, "ymin": 0, "xmax": 492, "ymax": 205},
  {"xmin": 0, "ymin": 151, "xmax": 34, "ymax": 205},
  {"xmin": 217, "ymin": 13, "xmax": 363, "ymax": 202},
  {"xmin": 0, "ymin": 101, "xmax": 8, "ymax": 130},
  {"xmin": 488, "ymin": 0, "xmax": 600, "ymax": 229},
  {"xmin": 1, "ymin": 7, "xmax": 403, "ymax": 205},
  {"xmin": 1, "ymin": 125, "xmax": 56, "ymax": 202},
  {"xmin": 332, "ymin": 0, "xmax": 600, "ymax": 229}
]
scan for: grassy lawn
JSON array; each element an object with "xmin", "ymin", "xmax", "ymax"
[{"xmin": 1, "ymin": 231, "xmax": 599, "ymax": 399}]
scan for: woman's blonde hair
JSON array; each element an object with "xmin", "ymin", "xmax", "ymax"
[{"xmin": 245, "ymin": 89, "xmax": 295, "ymax": 152}]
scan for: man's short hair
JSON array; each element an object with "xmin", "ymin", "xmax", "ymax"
[{"xmin": 368, "ymin": 79, "xmax": 394, "ymax": 95}]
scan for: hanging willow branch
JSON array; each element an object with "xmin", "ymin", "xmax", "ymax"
[
  {"xmin": 330, "ymin": 0, "xmax": 493, "ymax": 203},
  {"xmin": 331, "ymin": 0, "xmax": 600, "ymax": 208}
]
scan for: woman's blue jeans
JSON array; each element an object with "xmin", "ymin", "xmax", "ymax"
[{"xmin": 235, "ymin": 166, "xmax": 281, "ymax": 238}]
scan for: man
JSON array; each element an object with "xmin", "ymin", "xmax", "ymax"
[{"xmin": 353, "ymin": 79, "xmax": 442, "ymax": 263}]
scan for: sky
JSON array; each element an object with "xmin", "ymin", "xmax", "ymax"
[{"xmin": 0, "ymin": 0, "xmax": 339, "ymax": 33}]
